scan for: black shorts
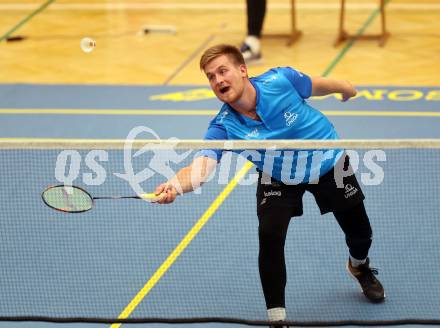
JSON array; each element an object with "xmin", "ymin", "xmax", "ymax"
[{"xmin": 256, "ymin": 153, "xmax": 365, "ymax": 217}]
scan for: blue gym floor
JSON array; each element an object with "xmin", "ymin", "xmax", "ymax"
[{"xmin": 0, "ymin": 83, "xmax": 439, "ymax": 328}]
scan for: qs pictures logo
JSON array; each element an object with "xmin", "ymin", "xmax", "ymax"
[{"xmin": 114, "ymin": 126, "xmax": 192, "ymax": 196}]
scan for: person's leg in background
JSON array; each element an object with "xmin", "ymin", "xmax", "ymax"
[{"xmin": 241, "ymin": 0, "xmax": 266, "ymax": 63}]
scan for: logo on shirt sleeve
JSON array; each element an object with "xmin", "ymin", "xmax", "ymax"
[{"xmin": 218, "ymin": 110, "xmax": 229, "ymax": 123}]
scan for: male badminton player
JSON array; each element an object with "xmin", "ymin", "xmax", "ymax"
[{"xmin": 154, "ymin": 44, "xmax": 385, "ymax": 328}]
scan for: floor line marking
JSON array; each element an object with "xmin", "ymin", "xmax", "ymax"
[
  {"xmin": 109, "ymin": 161, "xmax": 254, "ymax": 328},
  {"xmin": 0, "ymin": 0, "xmax": 55, "ymax": 43},
  {"xmin": 0, "ymin": 109, "xmax": 439, "ymax": 117}
]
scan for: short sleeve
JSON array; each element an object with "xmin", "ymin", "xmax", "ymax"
[
  {"xmin": 195, "ymin": 121, "xmax": 228, "ymax": 162},
  {"xmin": 279, "ymin": 67, "xmax": 312, "ymax": 99}
]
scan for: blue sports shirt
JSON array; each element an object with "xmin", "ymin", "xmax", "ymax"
[{"xmin": 198, "ymin": 67, "xmax": 343, "ymax": 184}]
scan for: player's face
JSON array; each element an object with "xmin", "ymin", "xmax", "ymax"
[{"xmin": 204, "ymin": 55, "xmax": 248, "ymax": 104}]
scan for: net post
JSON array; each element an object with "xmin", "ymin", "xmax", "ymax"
[
  {"xmin": 334, "ymin": 0, "xmax": 390, "ymax": 47},
  {"xmin": 288, "ymin": 0, "xmax": 302, "ymax": 45},
  {"xmin": 263, "ymin": 0, "xmax": 302, "ymax": 46}
]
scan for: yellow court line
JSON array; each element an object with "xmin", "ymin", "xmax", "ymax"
[
  {"xmin": 324, "ymin": 110, "xmax": 440, "ymax": 117},
  {"xmin": 0, "ymin": 109, "xmax": 217, "ymax": 116},
  {"xmin": 1, "ymin": 108, "xmax": 440, "ymax": 117},
  {"xmin": 109, "ymin": 161, "xmax": 254, "ymax": 328}
]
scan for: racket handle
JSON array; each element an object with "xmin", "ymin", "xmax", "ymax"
[{"xmin": 139, "ymin": 192, "xmax": 166, "ymax": 200}]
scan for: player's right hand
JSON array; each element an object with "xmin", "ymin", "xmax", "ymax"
[{"xmin": 154, "ymin": 183, "xmax": 178, "ymax": 204}]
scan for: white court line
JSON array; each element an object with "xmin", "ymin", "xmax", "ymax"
[{"xmin": 0, "ymin": 2, "xmax": 439, "ymax": 11}]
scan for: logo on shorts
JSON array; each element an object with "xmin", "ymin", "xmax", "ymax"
[
  {"xmin": 344, "ymin": 183, "xmax": 358, "ymax": 199},
  {"xmin": 264, "ymin": 190, "xmax": 282, "ymax": 197},
  {"xmin": 284, "ymin": 111, "xmax": 298, "ymax": 126}
]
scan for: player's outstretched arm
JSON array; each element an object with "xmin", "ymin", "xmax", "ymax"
[
  {"xmin": 154, "ymin": 156, "xmax": 217, "ymax": 204},
  {"xmin": 311, "ymin": 76, "xmax": 357, "ymax": 102}
]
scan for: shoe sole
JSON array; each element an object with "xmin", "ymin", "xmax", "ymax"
[{"xmin": 346, "ymin": 262, "xmax": 386, "ymax": 303}]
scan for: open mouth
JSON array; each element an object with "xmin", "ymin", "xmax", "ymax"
[{"xmin": 219, "ymin": 86, "xmax": 230, "ymax": 94}]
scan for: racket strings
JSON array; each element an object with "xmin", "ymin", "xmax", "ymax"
[{"xmin": 43, "ymin": 186, "xmax": 93, "ymax": 213}]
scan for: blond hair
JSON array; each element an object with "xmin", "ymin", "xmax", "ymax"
[{"xmin": 199, "ymin": 44, "xmax": 245, "ymax": 71}]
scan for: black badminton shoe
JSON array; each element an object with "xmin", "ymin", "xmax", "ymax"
[{"xmin": 347, "ymin": 257, "xmax": 385, "ymax": 303}]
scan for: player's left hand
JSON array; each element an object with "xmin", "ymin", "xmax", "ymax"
[{"xmin": 341, "ymin": 81, "xmax": 357, "ymax": 102}]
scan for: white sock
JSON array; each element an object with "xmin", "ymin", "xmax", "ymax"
[
  {"xmin": 244, "ymin": 35, "xmax": 261, "ymax": 53},
  {"xmin": 267, "ymin": 307, "xmax": 286, "ymax": 321},
  {"xmin": 350, "ymin": 255, "xmax": 367, "ymax": 267}
]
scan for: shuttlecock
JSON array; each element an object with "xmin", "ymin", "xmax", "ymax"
[{"xmin": 80, "ymin": 37, "xmax": 96, "ymax": 53}]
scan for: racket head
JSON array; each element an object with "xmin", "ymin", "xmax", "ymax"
[{"xmin": 42, "ymin": 185, "xmax": 94, "ymax": 213}]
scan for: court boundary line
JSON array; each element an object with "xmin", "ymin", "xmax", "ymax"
[
  {"xmin": 108, "ymin": 3, "xmax": 389, "ymax": 326},
  {"xmin": 1, "ymin": 108, "xmax": 439, "ymax": 117}
]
